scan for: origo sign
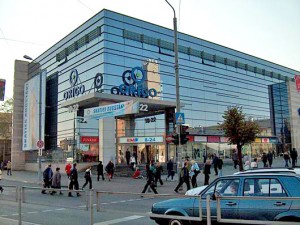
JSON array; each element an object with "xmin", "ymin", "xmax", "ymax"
[
  {"xmin": 64, "ymin": 69, "xmax": 85, "ymax": 100},
  {"xmin": 111, "ymin": 67, "xmax": 157, "ymax": 98}
]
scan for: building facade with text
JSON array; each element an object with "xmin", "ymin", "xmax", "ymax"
[{"xmin": 12, "ymin": 9, "xmax": 300, "ymax": 170}]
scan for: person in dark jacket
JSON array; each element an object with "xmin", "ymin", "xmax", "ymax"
[
  {"xmin": 125, "ymin": 149, "xmax": 131, "ymax": 166},
  {"xmin": 141, "ymin": 164, "xmax": 158, "ymax": 194},
  {"xmin": 291, "ymin": 148, "xmax": 298, "ymax": 168},
  {"xmin": 68, "ymin": 163, "xmax": 80, "ymax": 197},
  {"xmin": 42, "ymin": 164, "xmax": 53, "ymax": 194},
  {"xmin": 174, "ymin": 162, "xmax": 191, "ymax": 193},
  {"xmin": 203, "ymin": 160, "xmax": 211, "ymax": 185},
  {"xmin": 155, "ymin": 162, "xmax": 163, "ymax": 186},
  {"xmin": 212, "ymin": 153, "xmax": 219, "ymax": 175},
  {"xmin": 261, "ymin": 152, "xmax": 268, "ymax": 167},
  {"xmin": 105, "ymin": 161, "xmax": 115, "ymax": 181},
  {"xmin": 267, "ymin": 151, "xmax": 273, "ymax": 167},
  {"xmin": 82, "ymin": 167, "xmax": 92, "ymax": 190},
  {"xmin": 166, "ymin": 159, "xmax": 174, "ymax": 181},
  {"xmin": 97, "ymin": 161, "xmax": 105, "ymax": 181}
]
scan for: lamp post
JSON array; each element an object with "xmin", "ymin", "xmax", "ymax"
[
  {"xmin": 23, "ymin": 55, "xmax": 43, "ymax": 182},
  {"xmin": 164, "ymin": 0, "xmax": 182, "ymax": 172}
]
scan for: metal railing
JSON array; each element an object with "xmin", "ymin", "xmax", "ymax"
[{"xmin": 1, "ymin": 185, "xmax": 299, "ymax": 225}]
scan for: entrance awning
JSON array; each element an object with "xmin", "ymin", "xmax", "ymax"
[{"xmin": 61, "ymin": 92, "xmax": 177, "ymax": 118}]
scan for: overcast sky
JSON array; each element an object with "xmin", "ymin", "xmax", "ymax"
[{"xmin": 0, "ymin": 0, "xmax": 299, "ymax": 101}]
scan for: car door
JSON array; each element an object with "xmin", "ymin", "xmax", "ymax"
[
  {"xmin": 239, "ymin": 177, "xmax": 292, "ymax": 221},
  {"xmin": 193, "ymin": 178, "xmax": 240, "ymax": 221}
]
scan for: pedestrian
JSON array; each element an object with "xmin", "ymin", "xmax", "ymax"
[
  {"xmin": 6, "ymin": 161, "xmax": 12, "ymax": 176},
  {"xmin": 51, "ymin": 167, "xmax": 63, "ymax": 195},
  {"xmin": 68, "ymin": 163, "xmax": 81, "ymax": 197},
  {"xmin": 155, "ymin": 162, "xmax": 163, "ymax": 186},
  {"xmin": 212, "ymin": 153, "xmax": 219, "ymax": 176},
  {"xmin": 174, "ymin": 162, "xmax": 191, "ymax": 193},
  {"xmin": 203, "ymin": 159, "xmax": 211, "ymax": 185},
  {"xmin": 65, "ymin": 162, "xmax": 72, "ymax": 179},
  {"xmin": 132, "ymin": 167, "xmax": 143, "ymax": 179},
  {"xmin": 0, "ymin": 168, "xmax": 3, "ymax": 193},
  {"xmin": 203, "ymin": 149, "xmax": 207, "ymax": 163},
  {"xmin": 105, "ymin": 160, "xmax": 115, "ymax": 181},
  {"xmin": 232, "ymin": 151, "xmax": 238, "ymax": 169},
  {"xmin": 283, "ymin": 152, "xmax": 290, "ymax": 168},
  {"xmin": 251, "ymin": 158, "xmax": 258, "ymax": 168},
  {"xmin": 217, "ymin": 157, "xmax": 223, "ymax": 177},
  {"xmin": 166, "ymin": 159, "xmax": 174, "ymax": 181},
  {"xmin": 272, "ymin": 149, "xmax": 276, "ymax": 159},
  {"xmin": 130, "ymin": 155, "xmax": 136, "ymax": 171},
  {"xmin": 42, "ymin": 164, "xmax": 53, "ymax": 194},
  {"xmin": 267, "ymin": 151, "xmax": 273, "ymax": 167},
  {"xmin": 261, "ymin": 152, "xmax": 268, "ymax": 167},
  {"xmin": 97, "ymin": 161, "xmax": 105, "ymax": 181},
  {"xmin": 291, "ymin": 148, "xmax": 298, "ymax": 168},
  {"xmin": 125, "ymin": 149, "xmax": 131, "ymax": 166},
  {"xmin": 82, "ymin": 167, "xmax": 92, "ymax": 190},
  {"xmin": 133, "ymin": 150, "xmax": 138, "ymax": 165},
  {"xmin": 141, "ymin": 164, "xmax": 158, "ymax": 194},
  {"xmin": 190, "ymin": 160, "xmax": 200, "ymax": 188},
  {"xmin": 244, "ymin": 161, "xmax": 250, "ymax": 170},
  {"xmin": 243, "ymin": 153, "xmax": 250, "ymax": 164}
]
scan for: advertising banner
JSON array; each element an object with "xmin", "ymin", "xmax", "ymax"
[
  {"xmin": 194, "ymin": 136, "xmax": 207, "ymax": 142},
  {"xmin": 119, "ymin": 136, "xmax": 164, "ymax": 144},
  {"xmin": 80, "ymin": 136, "xmax": 99, "ymax": 144},
  {"xmin": 295, "ymin": 75, "xmax": 300, "ymax": 92},
  {"xmin": 23, "ymin": 70, "xmax": 46, "ymax": 151},
  {"xmin": 84, "ymin": 100, "xmax": 139, "ymax": 120}
]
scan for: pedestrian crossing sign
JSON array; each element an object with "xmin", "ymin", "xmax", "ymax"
[{"xmin": 175, "ymin": 112, "xmax": 185, "ymax": 124}]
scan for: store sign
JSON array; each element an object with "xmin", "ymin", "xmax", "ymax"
[
  {"xmin": 110, "ymin": 67, "xmax": 157, "ymax": 98},
  {"xmin": 295, "ymin": 75, "xmax": 300, "ymax": 92},
  {"xmin": 207, "ymin": 136, "xmax": 220, "ymax": 143},
  {"xmin": 63, "ymin": 69, "xmax": 85, "ymax": 100},
  {"xmin": 194, "ymin": 136, "xmax": 207, "ymax": 142},
  {"xmin": 269, "ymin": 138, "xmax": 278, "ymax": 143},
  {"xmin": 80, "ymin": 136, "xmax": 99, "ymax": 144},
  {"xmin": 262, "ymin": 138, "xmax": 269, "ymax": 143},
  {"xmin": 84, "ymin": 100, "xmax": 139, "ymax": 120},
  {"xmin": 255, "ymin": 138, "xmax": 261, "ymax": 143},
  {"xmin": 119, "ymin": 136, "xmax": 164, "ymax": 144}
]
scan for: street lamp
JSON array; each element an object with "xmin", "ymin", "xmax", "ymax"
[
  {"xmin": 23, "ymin": 55, "xmax": 43, "ymax": 183},
  {"xmin": 164, "ymin": 0, "xmax": 182, "ymax": 171}
]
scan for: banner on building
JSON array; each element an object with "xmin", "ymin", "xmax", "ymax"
[
  {"xmin": 119, "ymin": 136, "xmax": 164, "ymax": 144},
  {"xmin": 84, "ymin": 100, "xmax": 139, "ymax": 120},
  {"xmin": 295, "ymin": 75, "xmax": 300, "ymax": 92},
  {"xmin": 0, "ymin": 79, "xmax": 5, "ymax": 101},
  {"xmin": 23, "ymin": 70, "xmax": 47, "ymax": 151}
]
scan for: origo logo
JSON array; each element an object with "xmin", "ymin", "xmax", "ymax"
[
  {"xmin": 63, "ymin": 69, "xmax": 85, "ymax": 100},
  {"xmin": 110, "ymin": 67, "xmax": 157, "ymax": 98}
]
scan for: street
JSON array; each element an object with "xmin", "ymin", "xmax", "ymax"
[{"xmin": 0, "ymin": 157, "xmax": 291, "ymax": 225}]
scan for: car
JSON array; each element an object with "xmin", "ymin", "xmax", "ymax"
[
  {"xmin": 234, "ymin": 167, "xmax": 300, "ymax": 175},
  {"xmin": 151, "ymin": 173, "xmax": 300, "ymax": 225},
  {"xmin": 185, "ymin": 168, "xmax": 300, "ymax": 196}
]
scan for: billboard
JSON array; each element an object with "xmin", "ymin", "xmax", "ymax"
[
  {"xmin": 0, "ymin": 79, "xmax": 5, "ymax": 101},
  {"xmin": 23, "ymin": 70, "xmax": 47, "ymax": 151},
  {"xmin": 295, "ymin": 75, "xmax": 300, "ymax": 92}
]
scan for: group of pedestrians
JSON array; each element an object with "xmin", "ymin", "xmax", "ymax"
[{"xmin": 40, "ymin": 160, "xmax": 115, "ymax": 197}]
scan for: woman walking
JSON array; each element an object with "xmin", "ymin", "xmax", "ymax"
[
  {"xmin": 82, "ymin": 167, "xmax": 92, "ymax": 189},
  {"xmin": 105, "ymin": 161, "xmax": 115, "ymax": 181},
  {"xmin": 141, "ymin": 164, "xmax": 158, "ymax": 194},
  {"xmin": 51, "ymin": 167, "xmax": 63, "ymax": 195},
  {"xmin": 190, "ymin": 160, "xmax": 200, "ymax": 188}
]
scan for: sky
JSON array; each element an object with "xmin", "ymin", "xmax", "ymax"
[{"xmin": 0, "ymin": 0, "xmax": 299, "ymax": 101}]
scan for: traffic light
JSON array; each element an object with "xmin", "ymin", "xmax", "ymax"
[
  {"xmin": 180, "ymin": 125, "xmax": 189, "ymax": 145},
  {"xmin": 172, "ymin": 133, "xmax": 179, "ymax": 145}
]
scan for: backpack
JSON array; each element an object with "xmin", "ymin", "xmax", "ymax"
[{"xmin": 84, "ymin": 170, "xmax": 90, "ymax": 179}]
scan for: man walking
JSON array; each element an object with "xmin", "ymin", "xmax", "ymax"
[
  {"xmin": 97, "ymin": 161, "xmax": 105, "ymax": 181},
  {"xmin": 291, "ymin": 148, "xmax": 298, "ymax": 168},
  {"xmin": 68, "ymin": 163, "xmax": 80, "ymax": 197},
  {"xmin": 174, "ymin": 162, "xmax": 190, "ymax": 193},
  {"xmin": 42, "ymin": 164, "xmax": 53, "ymax": 194}
]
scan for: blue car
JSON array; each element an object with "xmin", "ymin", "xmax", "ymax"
[{"xmin": 151, "ymin": 173, "xmax": 300, "ymax": 225}]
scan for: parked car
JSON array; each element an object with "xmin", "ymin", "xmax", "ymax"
[
  {"xmin": 151, "ymin": 173, "xmax": 300, "ymax": 225},
  {"xmin": 185, "ymin": 168, "xmax": 300, "ymax": 196}
]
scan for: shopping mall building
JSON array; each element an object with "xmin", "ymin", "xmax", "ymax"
[{"xmin": 11, "ymin": 9, "xmax": 300, "ymax": 170}]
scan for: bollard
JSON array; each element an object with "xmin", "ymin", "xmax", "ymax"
[
  {"xmin": 18, "ymin": 186, "xmax": 22, "ymax": 225},
  {"xmin": 198, "ymin": 196, "xmax": 202, "ymax": 221},
  {"xmin": 216, "ymin": 196, "xmax": 221, "ymax": 222},
  {"xmin": 89, "ymin": 190, "xmax": 94, "ymax": 225},
  {"xmin": 97, "ymin": 192, "xmax": 100, "ymax": 212},
  {"xmin": 206, "ymin": 194, "xmax": 211, "ymax": 225}
]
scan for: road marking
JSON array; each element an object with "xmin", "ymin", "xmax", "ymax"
[
  {"xmin": 94, "ymin": 215, "xmax": 144, "ymax": 225},
  {"xmin": 27, "ymin": 211, "xmax": 39, "ymax": 214},
  {"xmin": 0, "ymin": 217, "xmax": 41, "ymax": 225}
]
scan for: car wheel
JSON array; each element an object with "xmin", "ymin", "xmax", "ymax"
[{"xmin": 169, "ymin": 219, "xmax": 184, "ymax": 225}]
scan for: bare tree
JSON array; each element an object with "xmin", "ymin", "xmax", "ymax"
[{"xmin": 0, "ymin": 98, "xmax": 13, "ymax": 161}]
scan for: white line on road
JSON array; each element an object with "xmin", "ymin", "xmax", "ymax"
[
  {"xmin": 0, "ymin": 217, "xmax": 41, "ymax": 225},
  {"xmin": 94, "ymin": 215, "xmax": 144, "ymax": 225}
]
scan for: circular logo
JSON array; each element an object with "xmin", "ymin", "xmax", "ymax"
[
  {"xmin": 122, "ymin": 70, "xmax": 135, "ymax": 86},
  {"xmin": 69, "ymin": 69, "xmax": 78, "ymax": 86},
  {"xmin": 94, "ymin": 73, "xmax": 103, "ymax": 88},
  {"xmin": 131, "ymin": 67, "xmax": 145, "ymax": 84}
]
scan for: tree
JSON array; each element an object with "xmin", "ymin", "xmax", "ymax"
[
  {"xmin": 0, "ymin": 98, "xmax": 13, "ymax": 161},
  {"xmin": 219, "ymin": 106, "xmax": 260, "ymax": 171}
]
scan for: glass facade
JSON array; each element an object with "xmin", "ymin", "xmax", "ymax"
[{"xmin": 24, "ymin": 9, "xmax": 299, "ymax": 163}]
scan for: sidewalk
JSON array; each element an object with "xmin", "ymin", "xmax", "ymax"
[{"xmin": 1, "ymin": 157, "xmax": 288, "ymax": 194}]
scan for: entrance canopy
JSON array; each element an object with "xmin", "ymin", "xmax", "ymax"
[{"xmin": 61, "ymin": 92, "xmax": 177, "ymax": 118}]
